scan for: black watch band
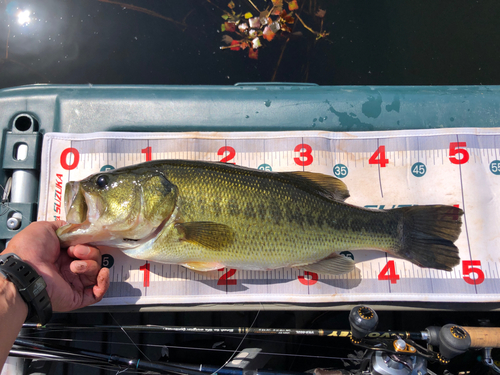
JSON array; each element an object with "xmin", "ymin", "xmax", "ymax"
[{"xmin": 0, "ymin": 253, "xmax": 52, "ymax": 325}]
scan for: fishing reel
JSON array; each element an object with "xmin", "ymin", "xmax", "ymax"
[{"xmin": 347, "ymin": 305, "xmax": 499, "ymax": 375}]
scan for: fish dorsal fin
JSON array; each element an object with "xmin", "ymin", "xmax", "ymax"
[
  {"xmin": 281, "ymin": 171, "xmax": 350, "ymax": 201},
  {"xmin": 176, "ymin": 222, "xmax": 234, "ymax": 250},
  {"xmin": 297, "ymin": 253, "xmax": 355, "ymax": 275}
]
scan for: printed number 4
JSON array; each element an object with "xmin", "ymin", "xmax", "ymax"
[
  {"xmin": 378, "ymin": 260, "xmax": 400, "ymax": 284},
  {"xmin": 369, "ymin": 146, "xmax": 389, "ymax": 167}
]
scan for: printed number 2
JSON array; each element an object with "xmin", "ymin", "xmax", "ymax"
[
  {"xmin": 378, "ymin": 260, "xmax": 400, "ymax": 284},
  {"xmin": 462, "ymin": 260, "xmax": 485, "ymax": 285},
  {"xmin": 449, "ymin": 142, "xmax": 469, "ymax": 164},
  {"xmin": 369, "ymin": 146, "xmax": 389, "ymax": 167},
  {"xmin": 218, "ymin": 268, "xmax": 237, "ymax": 285},
  {"xmin": 218, "ymin": 146, "xmax": 236, "ymax": 164}
]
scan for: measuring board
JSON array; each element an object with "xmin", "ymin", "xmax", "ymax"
[{"xmin": 37, "ymin": 129, "xmax": 500, "ymax": 305}]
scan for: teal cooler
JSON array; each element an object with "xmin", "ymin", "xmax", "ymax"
[{"xmin": 1, "ymin": 83, "xmax": 499, "ymax": 242}]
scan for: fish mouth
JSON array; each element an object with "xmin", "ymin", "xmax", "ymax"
[
  {"xmin": 57, "ymin": 182, "xmax": 104, "ymax": 246},
  {"xmin": 64, "ymin": 182, "xmax": 87, "ymax": 224},
  {"xmin": 63, "ymin": 181, "xmax": 103, "ymax": 225}
]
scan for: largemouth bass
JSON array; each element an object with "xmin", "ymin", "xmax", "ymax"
[{"xmin": 57, "ymin": 160, "xmax": 463, "ymax": 275}]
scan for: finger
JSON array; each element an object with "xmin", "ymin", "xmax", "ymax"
[
  {"xmin": 69, "ymin": 259, "xmax": 100, "ymax": 276},
  {"xmin": 67, "ymin": 245, "xmax": 102, "ymax": 267},
  {"xmin": 93, "ymin": 267, "xmax": 110, "ymax": 302},
  {"xmin": 42, "ymin": 220, "xmax": 68, "ymax": 231},
  {"xmin": 82, "ymin": 267, "xmax": 110, "ymax": 307}
]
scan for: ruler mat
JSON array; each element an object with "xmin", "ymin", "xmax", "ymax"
[{"xmin": 38, "ymin": 129, "xmax": 500, "ymax": 305}]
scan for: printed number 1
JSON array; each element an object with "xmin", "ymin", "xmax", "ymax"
[
  {"xmin": 140, "ymin": 262, "xmax": 150, "ymax": 287},
  {"xmin": 142, "ymin": 147, "xmax": 152, "ymax": 162}
]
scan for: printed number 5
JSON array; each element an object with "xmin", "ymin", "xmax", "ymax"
[
  {"xmin": 462, "ymin": 260, "xmax": 485, "ymax": 285},
  {"xmin": 449, "ymin": 142, "xmax": 469, "ymax": 165}
]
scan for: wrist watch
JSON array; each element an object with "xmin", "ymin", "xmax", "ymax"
[{"xmin": 0, "ymin": 253, "xmax": 52, "ymax": 325}]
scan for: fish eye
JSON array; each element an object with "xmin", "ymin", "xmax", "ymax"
[{"xmin": 96, "ymin": 175, "xmax": 109, "ymax": 189}]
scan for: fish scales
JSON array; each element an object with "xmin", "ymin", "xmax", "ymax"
[
  {"xmin": 136, "ymin": 161, "xmax": 400, "ymax": 269},
  {"xmin": 57, "ymin": 159, "xmax": 463, "ymax": 274}
]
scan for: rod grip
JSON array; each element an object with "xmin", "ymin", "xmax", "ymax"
[{"xmin": 463, "ymin": 327, "xmax": 500, "ymax": 348}]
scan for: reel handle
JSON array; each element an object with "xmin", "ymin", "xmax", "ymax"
[
  {"xmin": 463, "ymin": 327, "xmax": 500, "ymax": 348},
  {"xmin": 349, "ymin": 305, "xmax": 379, "ymax": 341}
]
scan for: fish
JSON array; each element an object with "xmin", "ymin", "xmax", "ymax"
[{"xmin": 56, "ymin": 160, "xmax": 463, "ymax": 275}]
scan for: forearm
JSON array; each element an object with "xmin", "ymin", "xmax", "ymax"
[{"xmin": 0, "ymin": 277, "xmax": 28, "ymax": 371}]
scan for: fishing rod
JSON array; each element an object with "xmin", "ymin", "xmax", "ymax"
[
  {"xmin": 23, "ymin": 323, "xmax": 425, "ymax": 341},
  {"xmin": 12, "ymin": 337, "xmax": 308, "ymax": 375},
  {"xmin": 13, "ymin": 305, "xmax": 500, "ymax": 375}
]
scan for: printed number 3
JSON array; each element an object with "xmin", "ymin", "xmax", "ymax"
[{"xmin": 294, "ymin": 144, "xmax": 313, "ymax": 166}]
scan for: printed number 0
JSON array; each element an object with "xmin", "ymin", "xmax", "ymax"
[
  {"xmin": 60, "ymin": 148, "xmax": 80, "ymax": 170},
  {"xmin": 462, "ymin": 260, "xmax": 484, "ymax": 285},
  {"xmin": 294, "ymin": 144, "xmax": 313, "ymax": 166},
  {"xmin": 449, "ymin": 142, "xmax": 469, "ymax": 165}
]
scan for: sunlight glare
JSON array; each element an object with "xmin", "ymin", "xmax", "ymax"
[{"xmin": 17, "ymin": 9, "xmax": 31, "ymax": 26}]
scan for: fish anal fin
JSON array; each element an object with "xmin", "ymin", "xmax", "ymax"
[
  {"xmin": 282, "ymin": 171, "xmax": 350, "ymax": 201},
  {"xmin": 182, "ymin": 262, "xmax": 225, "ymax": 272},
  {"xmin": 176, "ymin": 222, "xmax": 234, "ymax": 250},
  {"xmin": 297, "ymin": 253, "xmax": 355, "ymax": 275}
]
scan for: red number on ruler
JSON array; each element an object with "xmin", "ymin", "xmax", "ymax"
[
  {"xmin": 142, "ymin": 146, "xmax": 152, "ymax": 162},
  {"xmin": 218, "ymin": 146, "xmax": 236, "ymax": 164},
  {"xmin": 298, "ymin": 271, "xmax": 318, "ymax": 285},
  {"xmin": 60, "ymin": 148, "xmax": 80, "ymax": 170},
  {"xmin": 462, "ymin": 260, "xmax": 485, "ymax": 285},
  {"xmin": 217, "ymin": 268, "xmax": 237, "ymax": 285},
  {"xmin": 449, "ymin": 142, "xmax": 469, "ymax": 164},
  {"xmin": 294, "ymin": 144, "xmax": 313, "ymax": 166},
  {"xmin": 369, "ymin": 146, "xmax": 389, "ymax": 167},
  {"xmin": 378, "ymin": 260, "xmax": 400, "ymax": 284},
  {"xmin": 140, "ymin": 262, "xmax": 150, "ymax": 287}
]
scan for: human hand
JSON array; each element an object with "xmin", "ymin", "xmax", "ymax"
[{"xmin": 5, "ymin": 221, "xmax": 109, "ymax": 312}]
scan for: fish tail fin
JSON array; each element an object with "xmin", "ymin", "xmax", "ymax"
[{"xmin": 392, "ymin": 205, "xmax": 463, "ymax": 271}]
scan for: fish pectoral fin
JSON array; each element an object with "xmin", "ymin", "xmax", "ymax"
[
  {"xmin": 281, "ymin": 171, "xmax": 350, "ymax": 201},
  {"xmin": 182, "ymin": 262, "xmax": 225, "ymax": 272},
  {"xmin": 297, "ymin": 253, "xmax": 355, "ymax": 275},
  {"xmin": 175, "ymin": 221, "xmax": 235, "ymax": 250}
]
